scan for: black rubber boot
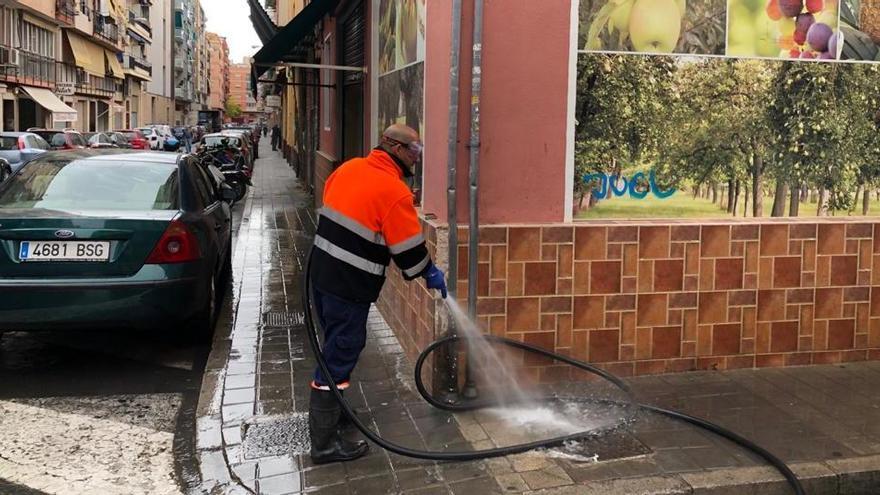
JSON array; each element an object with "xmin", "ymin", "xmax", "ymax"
[
  {"xmin": 309, "ymin": 388, "xmax": 369, "ymax": 465},
  {"xmin": 336, "ymin": 389, "xmax": 361, "ymax": 430}
]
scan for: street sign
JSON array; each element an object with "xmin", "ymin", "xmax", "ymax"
[{"xmin": 55, "ymin": 82, "xmax": 75, "ymax": 96}]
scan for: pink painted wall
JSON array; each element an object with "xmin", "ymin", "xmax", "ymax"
[{"xmin": 421, "ymin": 0, "xmax": 573, "ymax": 225}]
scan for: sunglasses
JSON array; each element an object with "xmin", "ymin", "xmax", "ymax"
[{"xmin": 387, "ymin": 137, "xmax": 424, "ymax": 155}]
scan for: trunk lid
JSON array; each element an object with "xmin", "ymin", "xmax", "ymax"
[{"xmin": 0, "ymin": 209, "xmax": 178, "ymax": 278}]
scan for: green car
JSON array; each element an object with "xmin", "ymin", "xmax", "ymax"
[{"xmin": 0, "ymin": 149, "xmax": 235, "ymax": 340}]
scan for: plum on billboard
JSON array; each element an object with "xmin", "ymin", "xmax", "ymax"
[{"xmin": 576, "ymin": 28, "xmax": 880, "ymax": 219}]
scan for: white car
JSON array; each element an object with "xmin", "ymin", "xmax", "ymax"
[{"xmin": 136, "ymin": 127, "xmax": 164, "ymax": 150}]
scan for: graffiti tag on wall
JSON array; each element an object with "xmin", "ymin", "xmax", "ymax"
[{"xmin": 582, "ymin": 170, "xmax": 676, "ymax": 199}]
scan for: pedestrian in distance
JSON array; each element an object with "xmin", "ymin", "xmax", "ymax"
[
  {"xmin": 183, "ymin": 126, "xmax": 193, "ymax": 153},
  {"xmin": 271, "ymin": 124, "xmax": 280, "ymax": 151},
  {"xmin": 307, "ymin": 124, "xmax": 447, "ymax": 465}
]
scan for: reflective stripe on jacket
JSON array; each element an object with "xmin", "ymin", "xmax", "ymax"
[{"xmin": 310, "ymin": 148, "xmax": 431, "ymax": 303}]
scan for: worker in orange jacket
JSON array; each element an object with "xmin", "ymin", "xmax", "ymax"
[{"xmin": 308, "ymin": 124, "xmax": 447, "ymax": 464}]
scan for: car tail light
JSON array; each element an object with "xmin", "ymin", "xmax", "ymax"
[{"xmin": 145, "ymin": 219, "xmax": 201, "ymax": 264}]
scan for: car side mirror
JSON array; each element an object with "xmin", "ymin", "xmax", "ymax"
[{"xmin": 220, "ymin": 183, "xmax": 236, "ymax": 203}]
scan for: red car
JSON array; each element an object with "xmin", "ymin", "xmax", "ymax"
[
  {"xmin": 115, "ymin": 129, "xmax": 149, "ymax": 150},
  {"xmin": 29, "ymin": 129, "xmax": 87, "ymax": 150}
]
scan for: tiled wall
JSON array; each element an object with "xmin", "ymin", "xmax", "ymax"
[{"xmin": 376, "ymin": 219, "xmax": 880, "ymax": 387}]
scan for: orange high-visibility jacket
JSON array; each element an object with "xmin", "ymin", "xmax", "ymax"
[{"xmin": 310, "ymin": 148, "xmax": 431, "ymax": 303}]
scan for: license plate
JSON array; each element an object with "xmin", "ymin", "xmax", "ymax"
[{"xmin": 19, "ymin": 241, "xmax": 110, "ymax": 262}]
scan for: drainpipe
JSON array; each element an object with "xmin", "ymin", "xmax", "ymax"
[
  {"xmin": 440, "ymin": 0, "xmax": 463, "ymax": 404},
  {"xmin": 461, "ymin": 0, "xmax": 484, "ymax": 401}
]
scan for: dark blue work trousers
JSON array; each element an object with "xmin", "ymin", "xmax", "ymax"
[{"xmin": 312, "ymin": 287, "xmax": 371, "ymax": 386}]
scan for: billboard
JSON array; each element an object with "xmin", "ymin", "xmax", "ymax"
[{"xmin": 575, "ymin": 0, "xmax": 880, "ymax": 220}]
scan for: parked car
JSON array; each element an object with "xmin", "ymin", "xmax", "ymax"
[
  {"xmin": 136, "ymin": 127, "xmax": 165, "ymax": 150},
  {"xmin": 115, "ymin": 130, "xmax": 149, "ymax": 150},
  {"xmin": 30, "ymin": 129, "xmax": 87, "ymax": 150},
  {"xmin": 83, "ymin": 132, "xmax": 118, "ymax": 149},
  {"xmin": 0, "ymin": 132, "xmax": 50, "ymax": 173},
  {"xmin": 106, "ymin": 132, "xmax": 132, "ymax": 149},
  {"xmin": 0, "ymin": 149, "xmax": 236, "ymax": 340},
  {"xmin": 219, "ymin": 130, "xmax": 254, "ymax": 166}
]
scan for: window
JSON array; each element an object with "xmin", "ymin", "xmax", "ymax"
[
  {"xmin": 0, "ymin": 137, "xmax": 16, "ymax": 150},
  {"xmin": 20, "ymin": 22, "xmax": 54, "ymax": 58},
  {"xmin": 0, "ymin": 157, "xmax": 180, "ymax": 211},
  {"xmin": 0, "ymin": 7, "xmax": 18, "ymax": 47},
  {"xmin": 322, "ymin": 34, "xmax": 332, "ymax": 131}
]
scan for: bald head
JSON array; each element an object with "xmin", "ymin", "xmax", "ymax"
[
  {"xmin": 379, "ymin": 124, "xmax": 422, "ymax": 174},
  {"xmin": 381, "ymin": 124, "xmax": 419, "ymax": 144}
]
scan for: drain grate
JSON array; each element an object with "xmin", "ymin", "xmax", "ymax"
[
  {"xmin": 263, "ymin": 311, "xmax": 305, "ymax": 328},
  {"xmin": 242, "ymin": 413, "xmax": 310, "ymax": 459}
]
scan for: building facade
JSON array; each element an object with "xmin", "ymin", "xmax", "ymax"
[
  {"xmin": 144, "ymin": 0, "xmax": 173, "ymax": 125},
  {"xmin": 227, "ymin": 59, "xmax": 255, "ymax": 123},
  {"xmin": 0, "ymin": 0, "xmax": 128, "ymax": 132},
  {"xmin": 205, "ymin": 32, "xmax": 228, "ymax": 115},
  {"xmin": 172, "ymin": 0, "xmax": 207, "ymax": 125}
]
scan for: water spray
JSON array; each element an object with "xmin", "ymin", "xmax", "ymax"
[{"xmin": 302, "ymin": 249, "xmax": 805, "ymax": 494}]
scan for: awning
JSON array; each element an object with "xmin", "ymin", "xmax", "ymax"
[
  {"xmin": 66, "ymin": 31, "xmax": 106, "ymax": 77},
  {"xmin": 251, "ymin": 0, "xmax": 339, "ymax": 81},
  {"xmin": 247, "ymin": 0, "xmax": 277, "ymax": 45},
  {"xmin": 105, "ymin": 50, "xmax": 124, "ymax": 79},
  {"xmin": 21, "ymin": 86, "xmax": 78, "ymax": 123}
]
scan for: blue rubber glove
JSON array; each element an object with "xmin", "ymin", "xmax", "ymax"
[{"xmin": 423, "ymin": 263, "xmax": 448, "ymax": 299}]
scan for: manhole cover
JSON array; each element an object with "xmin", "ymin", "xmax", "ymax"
[
  {"xmin": 263, "ymin": 311, "xmax": 305, "ymax": 328},
  {"xmin": 242, "ymin": 413, "xmax": 310, "ymax": 459}
]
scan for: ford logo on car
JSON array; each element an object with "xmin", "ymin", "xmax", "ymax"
[{"xmin": 54, "ymin": 229, "xmax": 75, "ymax": 239}]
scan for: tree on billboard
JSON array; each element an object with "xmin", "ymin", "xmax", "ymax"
[{"xmin": 574, "ymin": 54, "xmax": 675, "ymax": 208}]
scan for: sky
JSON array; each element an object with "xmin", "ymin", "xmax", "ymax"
[{"xmin": 202, "ymin": 0, "xmax": 262, "ymax": 65}]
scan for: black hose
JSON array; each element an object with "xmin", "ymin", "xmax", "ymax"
[{"xmin": 302, "ymin": 250, "xmax": 804, "ymax": 494}]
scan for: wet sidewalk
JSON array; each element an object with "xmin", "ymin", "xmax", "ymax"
[{"xmin": 195, "ymin": 140, "xmax": 880, "ymax": 495}]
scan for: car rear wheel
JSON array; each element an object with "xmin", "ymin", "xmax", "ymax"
[
  {"xmin": 0, "ymin": 166, "xmax": 9, "ymax": 183},
  {"xmin": 187, "ymin": 272, "xmax": 217, "ymax": 343}
]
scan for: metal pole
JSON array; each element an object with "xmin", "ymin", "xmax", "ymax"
[
  {"xmin": 439, "ymin": 0, "xmax": 464, "ymax": 404},
  {"xmin": 462, "ymin": 0, "xmax": 484, "ymax": 401}
]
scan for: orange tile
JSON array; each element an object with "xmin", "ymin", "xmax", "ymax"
[
  {"xmin": 684, "ymin": 275, "xmax": 699, "ymax": 291},
  {"xmin": 844, "ymin": 287, "xmax": 870, "ymax": 303},
  {"xmin": 803, "ymin": 240, "xmax": 817, "ymax": 271},
  {"xmin": 757, "ymin": 289, "xmax": 786, "ymax": 321},
  {"xmin": 745, "ymin": 242, "xmax": 759, "ymax": 273},
  {"xmin": 623, "ymin": 244, "xmax": 639, "ymax": 277},
  {"xmin": 789, "ymin": 240, "xmax": 803, "ymax": 256},
  {"xmin": 670, "ymin": 292, "xmax": 698, "ymax": 309},
  {"xmin": 728, "ymin": 355, "xmax": 756, "ymax": 369},
  {"xmin": 743, "ymin": 307, "xmax": 757, "ymax": 338},
  {"xmin": 760, "ymin": 224, "xmax": 789, "ymax": 256},
  {"xmin": 672, "ymin": 225, "xmax": 700, "ymax": 241},
  {"xmin": 828, "ymin": 319, "xmax": 855, "ymax": 350},
  {"xmin": 744, "ymin": 273, "xmax": 757, "ymax": 289},
  {"xmin": 507, "ymin": 262, "xmax": 524, "ymax": 297},
  {"xmin": 847, "ymin": 239, "xmax": 859, "ymax": 255},
  {"xmin": 619, "ymin": 345, "xmax": 635, "ymax": 361},
  {"xmin": 700, "ymin": 259, "xmax": 716, "ymax": 291},
  {"xmin": 542, "ymin": 226, "xmax": 573, "ymax": 244},
  {"xmin": 638, "ymin": 260, "xmax": 654, "ymax": 292},
  {"xmin": 508, "ymin": 298, "xmax": 540, "ymax": 332},
  {"xmin": 815, "ymin": 288, "xmax": 843, "ymax": 319},
  {"xmin": 636, "ymin": 327, "xmax": 652, "ymax": 359},
  {"xmin": 830, "ymin": 255, "xmax": 858, "ymax": 286},
  {"xmin": 524, "ymin": 262, "xmax": 557, "ymax": 296},
  {"xmin": 590, "ymin": 261, "xmax": 621, "ymax": 294},
  {"xmin": 858, "ymin": 303, "xmax": 870, "ymax": 333},
  {"xmin": 730, "ymin": 289, "xmax": 757, "ymax": 306},
  {"xmin": 791, "ymin": 224, "xmax": 817, "ymax": 240},
  {"xmin": 621, "ymin": 312, "xmax": 636, "ymax": 345},
  {"xmin": 756, "ymin": 322, "xmax": 771, "ymax": 353},
  {"xmin": 638, "ymin": 293, "xmax": 668, "ymax": 326},
  {"xmin": 681, "ymin": 341, "xmax": 697, "ymax": 357},
  {"xmin": 573, "ymin": 296, "xmax": 604, "ymax": 330},
  {"xmin": 742, "ymin": 338, "xmax": 756, "ymax": 354},
  {"xmin": 799, "ymin": 336, "xmax": 813, "ymax": 351},
  {"xmin": 655, "ymin": 259, "xmax": 684, "ymax": 292},
  {"xmin": 758, "ymin": 257, "xmax": 773, "ymax": 289},
  {"xmin": 479, "ymin": 245, "xmax": 491, "ymax": 263},
  {"xmin": 542, "ymin": 244, "xmax": 558, "ymax": 262},
  {"xmin": 490, "ymin": 280, "xmax": 507, "ymax": 297},
  {"xmin": 669, "ymin": 309, "xmax": 683, "ymax": 325},
  {"xmin": 713, "ymin": 323, "xmax": 742, "ymax": 355},
  {"xmin": 604, "ymin": 311, "xmax": 621, "ymax": 328},
  {"xmin": 490, "ymin": 245, "xmax": 507, "ymax": 280},
  {"xmin": 771, "ymin": 321, "xmax": 799, "ymax": 352},
  {"xmin": 509, "ymin": 227, "xmax": 541, "ymax": 261},
  {"xmin": 541, "ymin": 314, "xmax": 557, "ymax": 331},
  {"xmin": 842, "ymin": 349, "xmax": 868, "ymax": 362},
  {"xmin": 607, "ymin": 294, "xmax": 636, "ymax": 311},
  {"xmin": 670, "ymin": 242, "xmax": 685, "ymax": 259},
  {"xmin": 622, "ymin": 276, "xmax": 637, "ymax": 293},
  {"xmin": 787, "ymin": 288, "xmax": 814, "ymax": 304},
  {"xmin": 716, "ymin": 258, "xmax": 745, "ymax": 290},
  {"xmin": 558, "ymin": 278, "xmax": 573, "ymax": 295},
  {"xmin": 732, "ymin": 224, "xmax": 759, "ymax": 241},
  {"xmin": 756, "ymin": 354, "xmax": 786, "ymax": 368},
  {"xmin": 556, "ymin": 244, "xmax": 573, "ymax": 279},
  {"xmin": 701, "ymin": 225, "xmax": 730, "ymax": 257},
  {"xmin": 699, "ymin": 291, "xmax": 728, "ymax": 324},
  {"xmin": 818, "ymin": 224, "xmax": 846, "ymax": 255},
  {"xmin": 480, "ymin": 226, "xmax": 507, "ymax": 244},
  {"xmin": 814, "ymin": 320, "xmax": 828, "ymax": 350},
  {"xmin": 869, "ymin": 318, "xmax": 880, "ymax": 347},
  {"xmin": 607, "ymin": 243, "xmax": 622, "ymax": 260},
  {"xmin": 813, "ymin": 351, "xmax": 841, "ymax": 364},
  {"xmin": 860, "ymin": 240, "xmax": 872, "ymax": 271},
  {"xmin": 608, "ymin": 226, "xmax": 638, "ymax": 243},
  {"xmin": 698, "ymin": 325, "xmax": 713, "ymax": 355},
  {"xmin": 685, "ymin": 243, "xmax": 701, "ymax": 274},
  {"xmin": 573, "ymin": 262, "xmax": 590, "ymax": 295},
  {"xmin": 816, "ymin": 256, "xmax": 831, "ymax": 286},
  {"xmin": 574, "ymin": 226, "xmax": 606, "ymax": 261},
  {"xmin": 731, "ymin": 241, "xmax": 744, "ymax": 257},
  {"xmin": 773, "ymin": 256, "xmax": 801, "ymax": 288},
  {"xmin": 589, "ymin": 329, "xmax": 619, "ymax": 362},
  {"xmin": 652, "ymin": 326, "xmax": 681, "ymax": 359},
  {"xmin": 639, "ymin": 226, "xmax": 670, "ymax": 259}
]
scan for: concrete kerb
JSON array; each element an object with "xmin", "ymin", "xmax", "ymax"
[{"xmin": 194, "ymin": 189, "xmax": 257, "ymax": 495}]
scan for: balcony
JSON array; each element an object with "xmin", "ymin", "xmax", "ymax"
[
  {"xmin": 56, "ymin": 0, "xmax": 77, "ymax": 25},
  {"xmin": 93, "ymin": 16, "xmax": 119, "ymax": 44},
  {"xmin": 0, "ymin": 45, "xmax": 56, "ymax": 87},
  {"xmin": 56, "ymin": 62, "xmax": 116, "ymax": 98},
  {"xmin": 126, "ymin": 53, "xmax": 152, "ymax": 76},
  {"xmin": 128, "ymin": 10, "xmax": 152, "ymax": 37},
  {"xmin": 174, "ymin": 86, "xmax": 193, "ymax": 102}
]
